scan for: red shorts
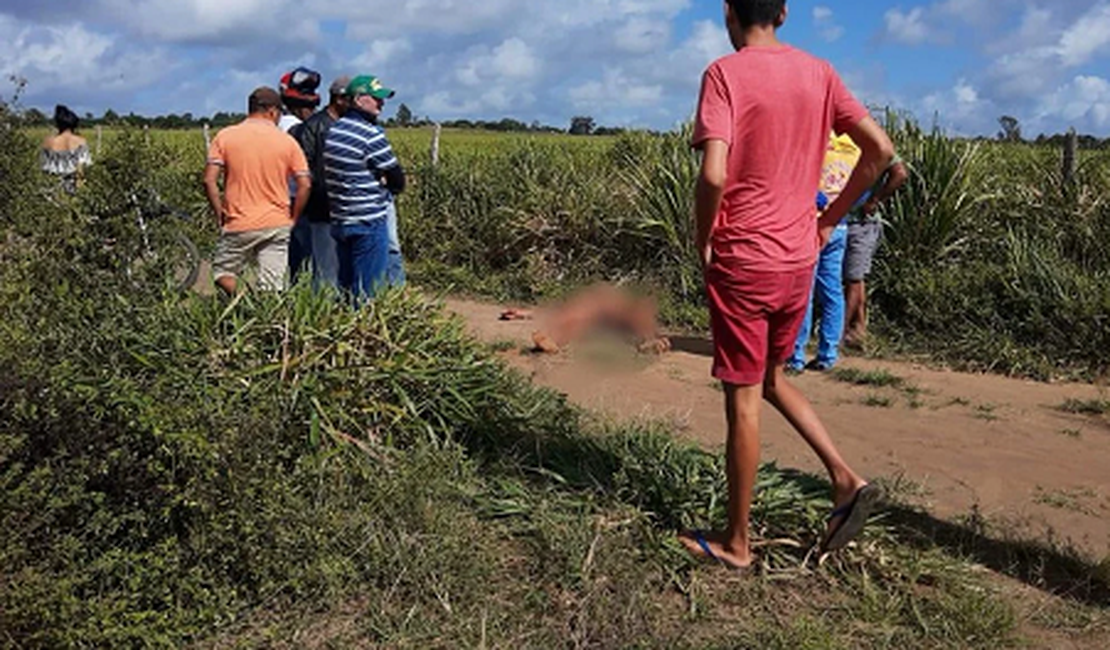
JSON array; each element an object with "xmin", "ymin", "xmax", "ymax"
[{"xmin": 705, "ymin": 263, "xmax": 815, "ymax": 386}]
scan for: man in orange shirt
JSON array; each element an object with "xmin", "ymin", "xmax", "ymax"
[{"xmin": 203, "ymin": 86, "xmax": 311, "ymax": 295}]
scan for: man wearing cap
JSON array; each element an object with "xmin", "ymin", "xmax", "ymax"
[
  {"xmin": 288, "ymin": 75, "xmax": 350, "ymax": 288},
  {"xmin": 203, "ymin": 86, "xmax": 311, "ymax": 295},
  {"xmin": 278, "ymin": 67, "xmax": 322, "ymax": 284},
  {"xmin": 323, "ymin": 74, "xmax": 406, "ymax": 299},
  {"xmin": 278, "ymin": 67, "xmax": 322, "ymax": 133}
]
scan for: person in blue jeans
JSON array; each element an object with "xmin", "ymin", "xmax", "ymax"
[
  {"xmin": 333, "ymin": 217, "xmax": 391, "ymax": 296},
  {"xmin": 788, "ymin": 133, "xmax": 868, "ymax": 372},
  {"xmin": 290, "ymin": 75, "xmax": 351, "ymax": 289},
  {"xmin": 787, "ymin": 190, "xmax": 848, "ymax": 372},
  {"xmin": 385, "ymin": 201, "xmax": 406, "ymax": 286},
  {"xmin": 323, "ymin": 74, "xmax": 406, "ymax": 300}
]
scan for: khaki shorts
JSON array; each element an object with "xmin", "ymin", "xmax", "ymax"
[{"xmin": 213, "ymin": 226, "xmax": 291, "ymax": 291}]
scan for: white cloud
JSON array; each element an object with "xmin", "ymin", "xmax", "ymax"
[
  {"xmin": 812, "ymin": 6, "xmax": 844, "ymax": 43},
  {"xmin": 0, "ymin": 16, "xmax": 172, "ymax": 104},
  {"xmin": 569, "ymin": 68, "xmax": 662, "ymax": 109},
  {"xmin": 491, "ymin": 38, "xmax": 540, "ymax": 79},
  {"xmin": 352, "ymin": 39, "xmax": 414, "ymax": 72},
  {"xmin": 451, "ymin": 38, "xmax": 540, "ymax": 89},
  {"xmin": 986, "ymin": 2, "xmax": 1110, "ymax": 100},
  {"xmin": 97, "ymin": 0, "xmax": 317, "ymax": 44},
  {"xmin": 668, "ymin": 19, "xmax": 731, "ymax": 76},
  {"xmin": 919, "ymin": 78, "xmax": 995, "ymax": 134},
  {"xmin": 614, "ymin": 17, "xmax": 671, "ymax": 53},
  {"xmin": 1034, "ymin": 75, "xmax": 1110, "ymax": 130},
  {"xmin": 3, "ymin": 0, "xmax": 1109, "ymax": 135},
  {"xmin": 1057, "ymin": 2, "xmax": 1110, "ymax": 66},
  {"xmin": 883, "ymin": 7, "xmax": 930, "ymax": 45},
  {"xmin": 937, "ymin": 0, "xmax": 997, "ymax": 25}
]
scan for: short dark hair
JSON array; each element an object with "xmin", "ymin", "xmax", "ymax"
[
  {"xmin": 248, "ymin": 86, "xmax": 282, "ymax": 114},
  {"xmin": 54, "ymin": 104, "xmax": 79, "ymax": 132},
  {"xmin": 726, "ymin": 0, "xmax": 786, "ymax": 29},
  {"xmin": 281, "ymin": 95, "xmax": 317, "ymax": 111}
]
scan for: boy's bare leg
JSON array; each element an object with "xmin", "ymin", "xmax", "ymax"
[
  {"xmin": 761, "ymin": 365, "xmax": 868, "ymax": 531},
  {"xmin": 679, "ymin": 381, "xmax": 760, "ymax": 569},
  {"xmin": 843, "ymin": 280, "xmax": 866, "ymax": 345}
]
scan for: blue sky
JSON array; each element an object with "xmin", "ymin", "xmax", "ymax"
[{"xmin": 2, "ymin": 0, "xmax": 1109, "ymax": 136}]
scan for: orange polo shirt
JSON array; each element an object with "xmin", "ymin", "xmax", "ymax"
[{"xmin": 207, "ymin": 117, "xmax": 309, "ymax": 233}]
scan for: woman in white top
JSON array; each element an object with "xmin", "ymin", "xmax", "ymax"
[{"xmin": 40, "ymin": 105, "xmax": 92, "ymax": 195}]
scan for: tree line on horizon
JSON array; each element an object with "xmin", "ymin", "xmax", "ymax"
[
  {"xmin": 20, "ymin": 104, "xmax": 631, "ymax": 136},
  {"xmin": 19, "ymin": 105, "xmax": 1107, "ymax": 145}
]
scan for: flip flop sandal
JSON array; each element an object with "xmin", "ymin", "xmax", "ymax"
[
  {"xmin": 689, "ymin": 530, "xmax": 753, "ymax": 574},
  {"xmin": 821, "ymin": 483, "xmax": 883, "ymax": 552}
]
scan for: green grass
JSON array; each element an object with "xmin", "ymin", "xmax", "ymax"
[
  {"xmin": 974, "ymin": 403, "xmax": 1000, "ymax": 421},
  {"xmin": 830, "ymin": 367, "xmax": 906, "ymax": 388},
  {"xmin": 1033, "ymin": 486, "xmax": 1100, "ymax": 515},
  {"xmin": 1058, "ymin": 398, "xmax": 1110, "ymax": 416},
  {"xmin": 487, "ymin": 337, "xmax": 518, "ymax": 353},
  {"xmin": 861, "ymin": 393, "xmax": 895, "ymax": 408}
]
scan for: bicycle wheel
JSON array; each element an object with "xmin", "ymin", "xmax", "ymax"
[{"xmin": 127, "ymin": 222, "xmax": 201, "ymax": 293}]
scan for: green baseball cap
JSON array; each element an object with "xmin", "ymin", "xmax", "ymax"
[{"xmin": 347, "ymin": 75, "xmax": 395, "ymax": 100}]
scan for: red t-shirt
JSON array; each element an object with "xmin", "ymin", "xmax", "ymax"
[{"xmin": 692, "ymin": 45, "xmax": 869, "ymax": 272}]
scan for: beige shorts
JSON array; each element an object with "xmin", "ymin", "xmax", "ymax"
[{"xmin": 213, "ymin": 226, "xmax": 291, "ymax": 291}]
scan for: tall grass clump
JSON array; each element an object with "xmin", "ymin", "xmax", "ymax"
[
  {"xmin": 881, "ymin": 110, "xmax": 990, "ymax": 265},
  {"xmin": 872, "ymin": 113, "xmax": 1110, "ymax": 378},
  {"xmin": 609, "ymin": 126, "xmax": 702, "ymax": 302},
  {"xmin": 400, "ymin": 137, "xmax": 623, "ymax": 300}
]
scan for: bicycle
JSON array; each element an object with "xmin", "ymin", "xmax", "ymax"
[
  {"xmin": 43, "ymin": 183, "xmax": 202, "ymax": 292},
  {"xmin": 115, "ymin": 189, "xmax": 201, "ymax": 292}
]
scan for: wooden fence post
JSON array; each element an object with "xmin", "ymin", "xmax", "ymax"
[
  {"xmin": 143, "ymin": 124, "xmax": 150, "ymax": 145},
  {"xmin": 96, "ymin": 124, "xmax": 102, "ymax": 156},
  {"xmin": 430, "ymin": 122, "xmax": 441, "ymax": 168},
  {"xmin": 202, "ymin": 123, "xmax": 211, "ymax": 151},
  {"xmin": 1062, "ymin": 127, "xmax": 1077, "ymax": 188}
]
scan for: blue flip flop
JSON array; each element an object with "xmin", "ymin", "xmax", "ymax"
[
  {"xmin": 688, "ymin": 530, "xmax": 752, "ymax": 574},
  {"xmin": 821, "ymin": 483, "xmax": 882, "ymax": 552}
]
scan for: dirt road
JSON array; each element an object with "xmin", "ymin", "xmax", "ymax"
[{"xmin": 445, "ymin": 296, "xmax": 1110, "ymax": 560}]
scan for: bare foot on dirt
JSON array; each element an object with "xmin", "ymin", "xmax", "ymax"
[
  {"xmin": 678, "ymin": 530, "xmax": 753, "ymax": 571},
  {"xmin": 531, "ymin": 331, "xmax": 561, "ymax": 353},
  {"xmin": 636, "ymin": 336, "xmax": 671, "ymax": 355}
]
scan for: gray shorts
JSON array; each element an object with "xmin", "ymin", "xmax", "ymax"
[
  {"xmin": 844, "ymin": 221, "xmax": 883, "ymax": 282},
  {"xmin": 213, "ymin": 226, "xmax": 291, "ymax": 291}
]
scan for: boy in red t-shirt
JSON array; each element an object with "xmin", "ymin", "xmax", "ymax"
[{"xmin": 682, "ymin": 0, "xmax": 895, "ymax": 569}]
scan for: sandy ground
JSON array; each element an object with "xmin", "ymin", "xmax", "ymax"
[{"xmin": 444, "ymin": 296, "xmax": 1110, "ymax": 561}]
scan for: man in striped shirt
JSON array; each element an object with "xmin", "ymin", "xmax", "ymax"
[{"xmin": 323, "ymin": 74, "xmax": 406, "ymax": 299}]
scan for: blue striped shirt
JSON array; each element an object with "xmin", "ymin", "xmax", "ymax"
[{"xmin": 323, "ymin": 111, "xmax": 400, "ymax": 224}]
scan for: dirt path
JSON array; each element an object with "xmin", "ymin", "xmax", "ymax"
[{"xmin": 445, "ymin": 296, "xmax": 1110, "ymax": 560}]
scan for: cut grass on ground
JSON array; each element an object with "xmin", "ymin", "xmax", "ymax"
[
  {"xmin": 1058, "ymin": 398, "xmax": 1110, "ymax": 416},
  {"xmin": 829, "ymin": 367, "xmax": 906, "ymax": 388}
]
